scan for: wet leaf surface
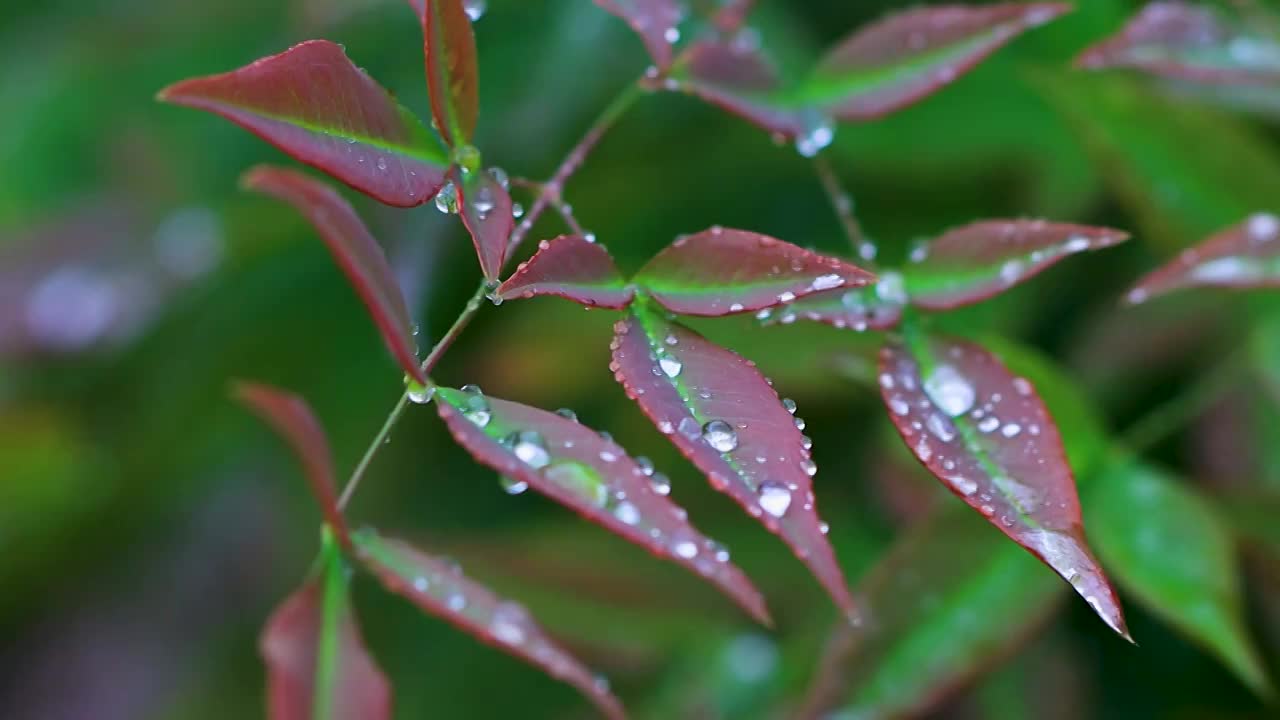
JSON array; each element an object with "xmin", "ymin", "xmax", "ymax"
[
  {"xmin": 496, "ymin": 235, "xmax": 634, "ymax": 309},
  {"xmin": 1126, "ymin": 212, "xmax": 1280, "ymax": 304}
]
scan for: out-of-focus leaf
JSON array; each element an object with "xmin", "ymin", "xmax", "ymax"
[
  {"xmin": 905, "ymin": 219, "xmax": 1128, "ymax": 310},
  {"xmin": 670, "ymin": 35, "xmax": 806, "ymax": 140},
  {"xmin": 452, "ymin": 167, "xmax": 514, "ymax": 282},
  {"xmin": 1218, "ymin": 491, "xmax": 1280, "ymax": 562},
  {"xmin": 610, "ymin": 300, "xmax": 854, "ymax": 617},
  {"xmin": 593, "ymin": 0, "xmax": 683, "ymax": 70},
  {"xmin": 495, "ymin": 235, "xmax": 635, "ymax": 309},
  {"xmin": 799, "ymin": 3, "xmax": 1071, "ymax": 121},
  {"xmin": 800, "ymin": 504, "xmax": 1062, "ymax": 719},
  {"xmin": 241, "ymin": 167, "xmax": 426, "ymax": 384},
  {"xmin": 1126, "ymin": 212, "xmax": 1280, "ymax": 304},
  {"xmin": 1088, "ymin": 458, "xmax": 1270, "ymax": 696},
  {"xmin": 261, "ymin": 533, "xmax": 390, "ymax": 720},
  {"xmin": 432, "ymin": 385, "xmax": 769, "ymax": 623},
  {"xmin": 634, "ymin": 228, "xmax": 873, "ymax": 317},
  {"xmin": 158, "ymin": 40, "xmax": 448, "ymax": 208},
  {"xmin": 352, "ymin": 529, "xmax": 625, "ymax": 720},
  {"xmin": 413, "ymin": 0, "xmax": 480, "ymax": 147},
  {"xmin": 1076, "ymin": 1, "xmax": 1280, "ymax": 84},
  {"xmin": 234, "ymin": 382, "xmax": 349, "ymax": 542},
  {"xmin": 880, "ymin": 331, "xmax": 1129, "ymax": 639}
]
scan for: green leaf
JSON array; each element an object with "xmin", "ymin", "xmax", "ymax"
[{"xmin": 1087, "ymin": 457, "xmax": 1271, "ymax": 697}]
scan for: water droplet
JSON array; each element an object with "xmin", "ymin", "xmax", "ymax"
[
  {"xmin": 460, "ymin": 386, "xmax": 491, "ymax": 427},
  {"xmin": 924, "ymin": 364, "xmax": 975, "ymax": 417},
  {"xmin": 413, "ymin": 576, "xmax": 429, "ymax": 592},
  {"xmin": 795, "ymin": 109, "xmax": 835, "ymax": 157},
  {"xmin": 1249, "ymin": 212, "xmax": 1279, "ymax": 241},
  {"xmin": 447, "ymin": 592, "xmax": 466, "ymax": 611},
  {"xmin": 635, "ymin": 456, "xmax": 655, "ymax": 476},
  {"xmin": 978, "ymin": 416, "xmax": 1000, "ymax": 433},
  {"xmin": 664, "ymin": 26, "xmax": 680, "ymax": 43},
  {"xmin": 702, "ymin": 420, "xmax": 739, "ymax": 452},
  {"xmin": 434, "ymin": 181, "xmax": 459, "ymax": 214},
  {"xmin": 500, "ymin": 475, "xmax": 529, "ymax": 495},
  {"xmin": 511, "ymin": 202, "xmax": 524, "ymax": 218},
  {"xmin": 793, "ymin": 416, "xmax": 806, "ymax": 431},
  {"xmin": 953, "ymin": 476, "xmax": 979, "ymax": 496},
  {"xmin": 472, "ymin": 185, "xmax": 496, "ymax": 216},
  {"xmin": 674, "ymin": 539, "xmax": 699, "ymax": 559},
  {"xmin": 678, "ymin": 417, "xmax": 702, "ymax": 440},
  {"xmin": 407, "ymin": 381, "xmax": 435, "ymax": 404},
  {"xmin": 554, "ymin": 408, "xmax": 578, "ymax": 422},
  {"xmin": 811, "ymin": 273, "xmax": 844, "ymax": 291},
  {"xmin": 875, "ymin": 271, "xmax": 907, "ymax": 305},
  {"xmin": 782, "ymin": 398, "xmax": 797, "ymax": 414},
  {"xmin": 778, "ymin": 290, "xmax": 797, "ymax": 303},
  {"xmin": 463, "ymin": 0, "xmax": 486, "ymax": 20},
  {"xmin": 510, "ymin": 431, "xmax": 550, "ymax": 469},
  {"xmin": 613, "ymin": 500, "xmax": 640, "ymax": 525},
  {"xmin": 649, "ymin": 472, "xmax": 672, "ymax": 496},
  {"xmin": 487, "ymin": 166, "xmax": 509, "ymax": 189},
  {"xmin": 1001, "ymin": 423, "xmax": 1022, "ymax": 438},
  {"xmin": 925, "ymin": 413, "xmax": 955, "ymax": 442},
  {"xmin": 801, "ymin": 458, "xmax": 817, "ymax": 477},
  {"xmin": 659, "ymin": 355, "xmax": 683, "ymax": 377}
]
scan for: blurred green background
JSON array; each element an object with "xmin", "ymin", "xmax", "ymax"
[{"xmin": 3, "ymin": 0, "xmax": 1279, "ymax": 718}]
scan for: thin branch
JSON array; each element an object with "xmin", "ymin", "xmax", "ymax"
[{"xmin": 812, "ymin": 155, "xmax": 877, "ymax": 266}]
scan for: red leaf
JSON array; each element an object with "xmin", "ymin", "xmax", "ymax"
[
  {"xmin": 158, "ymin": 40, "xmax": 449, "ymax": 208},
  {"xmin": 413, "ymin": 0, "xmax": 480, "ymax": 147},
  {"xmin": 906, "ymin": 219, "xmax": 1129, "ymax": 310},
  {"xmin": 634, "ymin": 227, "xmax": 874, "ymax": 316},
  {"xmin": 453, "ymin": 167, "xmax": 514, "ymax": 282},
  {"xmin": 262, "ymin": 542, "xmax": 391, "ymax": 720},
  {"xmin": 433, "ymin": 386, "xmax": 769, "ymax": 624},
  {"xmin": 1126, "ymin": 212, "xmax": 1280, "ymax": 304},
  {"xmin": 352, "ymin": 529, "xmax": 625, "ymax": 720},
  {"xmin": 242, "ymin": 167, "xmax": 425, "ymax": 384},
  {"xmin": 593, "ymin": 0, "xmax": 683, "ymax": 70},
  {"xmin": 1076, "ymin": 1, "xmax": 1280, "ymax": 84},
  {"xmin": 235, "ymin": 382, "xmax": 349, "ymax": 544},
  {"xmin": 804, "ymin": 3, "xmax": 1071, "ymax": 120},
  {"xmin": 610, "ymin": 302, "xmax": 855, "ymax": 618},
  {"xmin": 673, "ymin": 36, "xmax": 808, "ymax": 139},
  {"xmin": 757, "ymin": 282, "xmax": 905, "ymax": 332},
  {"xmin": 879, "ymin": 333, "xmax": 1130, "ymax": 639},
  {"xmin": 495, "ymin": 235, "xmax": 635, "ymax": 309}
]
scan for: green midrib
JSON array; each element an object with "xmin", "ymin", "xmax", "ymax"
[{"xmin": 314, "ymin": 530, "xmax": 346, "ymax": 720}]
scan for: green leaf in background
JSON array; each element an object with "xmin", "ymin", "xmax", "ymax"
[{"xmin": 1087, "ymin": 457, "xmax": 1272, "ymax": 697}]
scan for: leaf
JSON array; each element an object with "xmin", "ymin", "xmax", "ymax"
[
  {"xmin": 671, "ymin": 36, "xmax": 808, "ymax": 140},
  {"xmin": 633, "ymin": 227, "xmax": 874, "ymax": 317},
  {"xmin": 234, "ymin": 382, "xmax": 349, "ymax": 542},
  {"xmin": 1088, "ymin": 458, "xmax": 1270, "ymax": 696},
  {"xmin": 495, "ymin": 235, "xmax": 635, "ymax": 309},
  {"xmin": 593, "ymin": 0, "xmax": 683, "ymax": 70},
  {"xmin": 262, "ymin": 533, "xmax": 391, "ymax": 720},
  {"xmin": 610, "ymin": 300, "xmax": 855, "ymax": 617},
  {"xmin": 432, "ymin": 385, "xmax": 768, "ymax": 624},
  {"xmin": 241, "ymin": 166, "xmax": 426, "ymax": 384},
  {"xmin": 158, "ymin": 40, "xmax": 449, "ymax": 208},
  {"xmin": 758, "ymin": 282, "xmax": 905, "ymax": 332},
  {"xmin": 351, "ymin": 529, "xmax": 625, "ymax": 720},
  {"xmin": 413, "ymin": 0, "xmax": 480, "ymax": 148},
  {"xmin": 879, "ymin": 331, "xmax": 1129, "ymax": 639},
  {"xmin": 904, "ymin": 219, "xmax": 1129, "ymax": 310},
  {"xmin": 1126, "ymin": 212, "xmax": 1280, "ymax": 304},
  {"xmin": 1076, "ymin": 1, "xmax": 1280, "ymax": 85},
  {"xmin": 453, "ymin": 167, "xmax": 514, "ymax": 281},
  {"xmin": 800, "ymin": 504, "xmax": 1062, "ymax": 719},
  {"xmin": 799, "ymin": 3, "xmax": 1071, "ymax": 120}
]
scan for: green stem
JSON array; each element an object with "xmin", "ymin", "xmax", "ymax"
[
  {"xmin": 1123, "ymin": 351, "xmax": 1245, "ymax": 453},
  {"xmin": 313, "ymin": 529, "xmax": 345, "ymax": 720},
  {"xmin": 812, "ymin": 155, "xmax": 876, "ymax": 266}
]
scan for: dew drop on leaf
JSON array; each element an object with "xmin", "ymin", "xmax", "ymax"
[
  {"xmin": 509, "ymin": 431, "xmax": 551, "ymax": 469},
  {"xmin": 500, "ymin": 475, "xmax": 529, "ymax": 495},
  {"xmin": 702, "ymin": 420, "xmax": 739, "ymax": 452},
  {"xmin": 758, "ymin": 482, "xmax": 793, "ymax": 518},
  {"xmin": 659, "ymin": 355, "xmax": 683, "ymax": 378},
  {"xmin": 923, "ymin": 364, "xmax": 975, "ymax": 417},
  {"xmin": 435, "ymin": 181, "xmax": 460, "ymax": 214}
]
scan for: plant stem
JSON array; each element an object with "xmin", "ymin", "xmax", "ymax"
[
  {"xmin": 812, "ymin": 155, "xmax": 876, "ymax": 266},
  {"xmin": 1123, "ymin": 351, "xmax": 1245, "ymax": 453},
  {"xmin": 337, "ymin": 77, "xmax": 645, "ymax": 509}
]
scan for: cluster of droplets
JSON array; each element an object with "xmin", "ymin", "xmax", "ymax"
[
  {"xmin": 459, "ymin": 384, "xmax": 492, "ymax": 427},
  {"xmin": 794, "ymin": 108, "xmax": 835, "ymax": 158}
]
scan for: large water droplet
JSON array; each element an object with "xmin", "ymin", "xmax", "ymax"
[
  {"xmin": 702, "ymin": 420, "xmax": 739, "ymax": 452},
  {"xmin": 649, "ymin": 472, "xmax": 671, "ymax": 496},
  {"xmin": 659, "ymin": 355, "xmax": 683, "ymax": 378},
  {"xmin": 487, "ymin": 166, "xmax": 509, "ymax": 189},
  {"xmin": 758, "ymin": 482, "xmax": 792, "ymax": 517},
  {"xmin": 471, "ymin": 185, "xmax": 496, "ymax": 216},
  {"xmin": 460, "ymin": 385, "xmax": 491, "ymax": 427},
  {"xmin": 434, "ymin": 181, "xmax": 459, "ymax": 214},
  {"xmin": 795, "ymin": 109, "xmax": 835, "ymax": 158},
  {"xmin": 673, "ymin": 539, "xmax": 699, "ymax": 559},
  {"xmin": 509, "ymin": 431, "xmax": 550, "ymax": 469},
  {"xmin": 924, "ymin": 364, "xmax": 975, "ymax": 417},
  {"xmin": 407, "ymin": 380, "xmax": 435, "ymax": 404},
  {"xmin": 613, "ymin": 500, "xmax": 640, "ymax": 525}
]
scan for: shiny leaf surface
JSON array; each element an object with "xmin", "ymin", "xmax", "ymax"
[
  {"xmin": 454, "ymin": 167, "xmax": 514, "ymax": 282},
  {"xmin": 495, "ymin": 235, "xmax": 635, "ymax": 309},
  {"xmin": 413, "ymin": 0, "xmax": 480, "ymax": 147},
  {"xmin": 1126, "ymin": 212, "xmax": 1280, "ymax": 304}
]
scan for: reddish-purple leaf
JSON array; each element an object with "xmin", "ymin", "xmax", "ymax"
[
  {"xmin": 634, "ymin": 227, "xmax": 874, "ymax": 317},
  {"xmin": 610, "ymin": 301, "xmax": 855, "ymax": 618},
  {"xmin": 593, "ymin": 0, "xmax": 683, "ymax": 70},
  {"xmin": 1076, "ymin": 1, "xmax": 1280, "ymax": 84},
  {"xmin": 242, "ymin": 166, "xmax": 426, "ymax": 384},
  {"xmin": 412, "ymin": 0, "xmax": 480, "ymax": 147},
  {"xmin": 495, "ymin": 235, "xmax": 635, "ymax": 309},
  {"xmin": 235, "ymin": 382, "xmax": 349, "ymax": 543},
  {"xmin": 801, "ymin": 3, "xmax": 1071, "ymax": 120},
  {"xmin": 158, "ymin": 40, "xmax": 449, "ymax": 208},
  {"xmin": 262, "ymin": 537, "xmax": 390, "ymax": 720},
  {"xmin": 905, "ymin": 219, "xmax": 1129, "ymax": 310},
  {"xmin": 670, "ymin": 36, "xmax": 809, "ymax": 139},
  {"xmin": 453, "ymin": 167, "xmax": 514, "ymax": 281},
  {"xmin": 352, "ymin": 529, "xmax": 625, "ymax": 720},
  {"xmin": 879, "ymin": 332, "xmax": 1130, "ymax": 639},
  {"xmin": 1126, "ymin": 212, "xmax": 1280, "ymax": 304},
  {"xmin": 433, "ymin": 386, "xmax": 769, "ymax": 624},
  {"xmin": 757, "ymin": 282, "xmax": 905, "ymax": 332}
]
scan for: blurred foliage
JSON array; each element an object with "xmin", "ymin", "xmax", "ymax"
[{"xmin": 2, "ymin": 0, "xmax": 1279, "ymax": 718}]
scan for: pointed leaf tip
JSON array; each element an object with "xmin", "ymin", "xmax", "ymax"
[
  {"xmin": 611, "ymin": 302, "xmax": 855, "ymax": 616},
  {"xmin": 635, "ymin": 227, "xmax": 874, "ymax": 316},
  {"xmin": 242, "ymin": 166, "xmax": 426, "ymax": 385},
  {"xmin": 433, "ymin": 386, "xmax": 769, "ymax": 624},
  {"xmin": 879, "ymin": 333, "xmax": 1129, "ymax": 639},
  {"xmin": 414, "ymin": 0, "xmax": 480, "ymax": 146},
  {"xmin": 594, "ymin": 0, "xmax": 684, "ymax": 70},
  {"xmin": 496, "ymin": 235, "xmax": 635, "ymax": 308},
  {"xmin": 235, "ymin": 382, "xmax": 349, "ymax": 543},
  {"xmin": 1126, "ymin": 213, "xmax": 1280, "ymax": 304},
  {"xmin": 453, "ymin": 168, "xmax": 514, "ymax": 281},
  {"xmin": 262, "ymin": 539, "xmax": 390, "ymax": 720},
  {"xmin": 353, "ymin": 530, "xmax": 626, "ymax": 719},
  {"xmin": 803, "ymin": 3, "xmax": 1072, "ymax": 120},
  {"xmin": 160, "ymin": 40, "xmax": 448, "ymax": 207}
]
